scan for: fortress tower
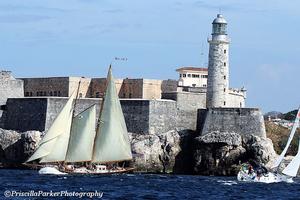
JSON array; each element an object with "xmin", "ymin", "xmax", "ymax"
[{"xmin": 206, "ymin": 14, "xmax": 230, "ymax": 108}]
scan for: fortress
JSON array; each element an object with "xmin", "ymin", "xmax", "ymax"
[{"xmin": 0, "ymin": 14, "xmax": 265, "ymax": 139}]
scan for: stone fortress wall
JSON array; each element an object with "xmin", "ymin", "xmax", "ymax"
[
  {"xmin": 0, "ymin": 71, "xmax": 24, "ymax": 126},
  {"xmin": 2, "ymin": 98, "xmax": 193, "ymax": 135},
  {"xmin": 22, "ymin": 77, "xmax": 178, "ymax": 100}
]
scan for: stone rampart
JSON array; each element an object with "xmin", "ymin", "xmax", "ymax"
[
  {"xmin": 197, "ymin": 108, "xmax": 266, "ymax": 138},
  {"xmin": 2, "ymin": 98, "xmax": 183, "ymax": 135}
]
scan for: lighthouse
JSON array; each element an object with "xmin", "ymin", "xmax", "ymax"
[{"xmin": 206, "ymin": 14, "xmax": 230, "ymax": 108}]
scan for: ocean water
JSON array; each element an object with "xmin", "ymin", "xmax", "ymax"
[{"xmin": 1, "ymin": 169, "xmax": 300, "ymax": 200}]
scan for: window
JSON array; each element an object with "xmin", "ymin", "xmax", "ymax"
[
  {"xmin": 203, "ymin": 84, "xmax": 207, "ymax": 87},
  {"xmin": 50, "ymin": 91, "xmax": 53, "ymax": 96},
  {"xmin": 224, "ymin": 75, "xmax": 226, "ymax": 80},
  {"xmin": 188, "ymin": 74, "xmax": 191, "ymax": 77},
  {"xmin": 180, "ymin": 74, "xmax": 182, "ymax": 78},
  {"xmin": 224, "ymin": 88, "xmax": 226, "ymax": 92},
  {"xmin": 54, "ymin": 91, "xmax": 57, "ymax": 96},
  {"xmin": 25, "ymin": 92, "xmax": 29, "ymax": 97},
  {"xmin": 43, "ymin": 91, "xmax": 47, "ymax": 96},
  {"xmin": 224, "ymin": 101, "xmax": 226, "ymax": 106},
  {"xmin": 30, "ymin": 92, "xmax": 33, "ymax": 96},
  {"xmin": 192, "ymin": 74, "xmax": 199, "ymax": 78},
  {"xmin": 183, "ymin": 74, "xmax": 186, "ymax": 78},
  {"xmin": 36, "ymin": 92, "xmax": 39, "ymax": 96},
  {"xmin": 123, "ymin": 93, "xmax": 126, "ymax": 98},
  {"xmin": 224, "ymin": 62, "xmax": 226, "ymax": 66},
  {"xmin": 224, "ymin": 49, "xmax": 226, "ymax": 54},
  {"xmin": 96, "ymin": 92, "xmax": 100, "ymax": 98},
  {"xmin": 79, "ymin": 93, "xmax": 83, "ymax": 98},
  {"xmin": 192, "ymin": 84, "xmax": 196, "ymax": 87},
  {"xmin": 129, "ymin": 93, "xmax": 132, "ymax": 98}
]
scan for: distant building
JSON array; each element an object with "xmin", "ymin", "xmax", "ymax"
[
  {"xmin": 21, "ymin": 77, "xmax": 177, "ymax": 100},
  {"xmin": 176, "ymin": 67, "xmax": 208, "ymax": 88}
]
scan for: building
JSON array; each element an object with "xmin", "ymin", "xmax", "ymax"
[
  {"xmin": 0, "ymin": 71, "xmax": 23, "ymax": 106},
  {"xmin": 0, "ymin": 71, "xmax": 24, "ymax": 123},
  {"xmin": 176, "ymin": 67, "xmax": 208, "ymax": 88},
  {"xmin": 22, "ymin": 77, "xmax": 178, "ymax": 100},
  {"xmin": 206, "ymin": 14, "xmax": 246, "ymax": 108}
]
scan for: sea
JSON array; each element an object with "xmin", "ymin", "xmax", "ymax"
[{"xmin": 1, "ymin": 169, "xmax": 300, "ymax": 200}]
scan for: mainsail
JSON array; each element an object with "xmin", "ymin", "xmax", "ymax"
[
  {"xmin": 282, "ymin": 139, "xmax": 300, "ymax": 177},
  {"xmin": 272, "ymin": 107, "xmax": 300, "ymax": 169},
  {"xmin": 65, "ymin": 105, "xmax": 97, "ymax": 162},
  {"xmin": 26, "ymin": 92, "xmax": 76, "ymax": 163},
  {"xmin": 92, "ymin": 66, "xmax": 132, "ymax": 163}
]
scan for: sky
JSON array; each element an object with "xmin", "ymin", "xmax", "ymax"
[{"xmin": 0, "ymin": 0, "xmax": 299, "ymax": 113}]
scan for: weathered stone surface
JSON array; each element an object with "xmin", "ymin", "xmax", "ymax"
[
  {"xmin": 193, "ymin": 131, "xmax": 277, "ymax": 176},
  {"xmin": 242, "ymin": 135, "xmax": 277, "ymax": 169},
  {"xmin": 129, "ymin": 130, "xmax": 182, "ymax": 173},
  {"xmin": 198, "ymin": 131, "xmax": 241, "ymax": 146},
  {"xmin": 198, "ymin": 108, "xmax": 266, "ymax": 138},
  {"xmin": 0, "ymin": 128, "xmax": 41, "ymax": 167}
]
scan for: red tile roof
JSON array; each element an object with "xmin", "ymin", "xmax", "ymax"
[{"xmin": 176, "ymin": 67, "xmax": 208, "ymax": 72}]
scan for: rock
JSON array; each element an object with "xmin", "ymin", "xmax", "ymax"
[
  {"xmin": 193, "ymin": 131, "xmax": 278, "ymax": 175},
  {"xmin": 0, "ymin": 128, "xmax": 41, "ymax": 167},
  {"xmin": 193, "ymin": 131, "xmax": 245, "ymax": 175},
  {"xmin": 129, "ymin": 130, "xmax": 184, "ymax": 173},
  {"xmin": 242, "ymin": 135, "xmax": 277, "ymax": 168}
]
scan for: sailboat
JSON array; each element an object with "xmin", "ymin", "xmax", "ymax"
[
  {"xmin": 24, "ymin": 66, "xmax": 134, "ymax": 174},
  {"xmin": 237, "ymin": 106, "xmax": 300, "ymax": 183}
]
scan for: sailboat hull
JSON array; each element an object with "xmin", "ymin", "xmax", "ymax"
[
  {"xmin": 237, "ymin": 170, "xmax": 293, "ymax": 183},
  {"xmin": 65, "ymin": 167, "xmax": 135, "ymax": 175}
]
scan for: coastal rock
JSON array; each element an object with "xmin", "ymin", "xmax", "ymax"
[
  {"xmin": 193, "ymin": 131, "xmax": 278, "ymax": 175},
  {"xmin": 129, "ymin": 130, "xmax": 183, "ymax": 173},
  {"xmin": 0, "ymin": 128, "xmax": 41, "ymax": 167},
  {"xmin": 242, "ymin": 135, "xmax": 277, "ymax": 168},
  {"xmin": 193, "ymin": 131, "xmax": 245, "ymax": 175}
]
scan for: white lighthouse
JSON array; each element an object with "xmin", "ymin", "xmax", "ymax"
[{"xmin": 206, "ymin": 14, "xmax": 230, "ymax": 108}]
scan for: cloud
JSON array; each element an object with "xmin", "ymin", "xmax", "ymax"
[{"xmin": 0, "ymin": 14, "xmax": 51, "ymax": 23}]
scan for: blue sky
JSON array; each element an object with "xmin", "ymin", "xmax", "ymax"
[{"xmin": 0, "ymin": 0, "xmax": 299, "ymax": 113}]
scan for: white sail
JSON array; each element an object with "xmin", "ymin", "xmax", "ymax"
[
  {"xmin": 282, "ymin": 139, "xmax": 300, "ymax": 177},
  {"xmin": 26, "ymin": 92, "xmax": 76, "ymax": 163},
  {"xmin": 92, "ymin": 66, "xmax": 132, "ymax": 163},
  {"xmin": 272, "ymin": 107, "xmax": 300, "ymax": 169},
  {"xmin": 65, "ymin": 105, "xmax": 97, "ymax": 162}
]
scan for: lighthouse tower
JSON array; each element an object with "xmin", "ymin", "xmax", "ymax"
[{"xmin": 206, "ymin": 14, "xmax": 230, "ymax": 108}]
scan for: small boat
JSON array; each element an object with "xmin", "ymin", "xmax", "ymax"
[
  {"xmin": 25, "ymin": 65, "xmax": 134, "ymax": 175},
  {"xmin": 238, "ymin": 106, "xmax": 300, "ymax": 183}
]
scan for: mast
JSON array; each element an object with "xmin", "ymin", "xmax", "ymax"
[
  {"xmin": 64, "ymin": 80, "xmax": 81, "ymax": 164},
  {"xmin": 91, "ymin": 65, "xmax": 132, "ymax": 164},
  {"xmin": 91, "ymin": 65, "xmax": 111, "ymax": 163}
]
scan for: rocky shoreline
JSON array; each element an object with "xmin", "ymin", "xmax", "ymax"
[{"xmin": 0, "ymin": 128, "xmax": 278, "ymax": 175}]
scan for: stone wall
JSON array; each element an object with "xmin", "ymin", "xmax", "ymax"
[
  {"xmin": 162, "ymin": 91, "xmax": 206, "ymax": 111},
  {"xmin": 0, "ymin": 71, "xmax": 24, "ymax": 122},
  {"xmin": 4, "ymin": 98, "xmax": 48, "ymax": 132},
  {"xmin": 0, "ymin": 71, "xmax": 24, "ymax": 105},
  {"xmin": 69, "ymin": 77, "xmax": 91, "ymax": 98},
  {"xmin": 22, "ymin": 77, "xmax": 70, "ymax": 97},
  {"xmin": 3, "ymin": 98, "xmax": 187, "ymax": 135},
  {"xmin": 197, "ymin": 108, "xmax": 266, "ymax": 138},
  {"xmin": 227, "ymin": 89, "xmax": 246, "ymax": 108}
]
